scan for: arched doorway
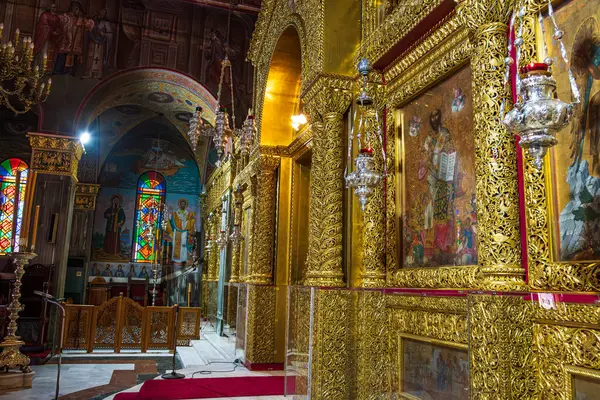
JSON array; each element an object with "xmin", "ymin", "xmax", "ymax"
[{"xmin": 260, "ymin": 27, "xmax": 303, "ymax": 147}]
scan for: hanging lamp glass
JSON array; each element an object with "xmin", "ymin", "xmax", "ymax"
[
  {"xmin": 344, "ymin": 58, "xmax": 385, "ymax": 211},
  {"xmin": 501, "ymin": 1, "xmax": 578, "ymax": 169}
]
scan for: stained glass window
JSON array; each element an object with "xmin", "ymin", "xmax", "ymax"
[
  {"xmin": 0, "ymin": 158, "xmax": 29, "ymax": 255},
  {"xmin": 133, "ymin": 171, "xmax": 166, "ymax": 263}
]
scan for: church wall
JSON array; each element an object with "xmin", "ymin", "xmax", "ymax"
[{"xmin": 221, "ymin": 0, "xmax": 600, "ymax": 398}]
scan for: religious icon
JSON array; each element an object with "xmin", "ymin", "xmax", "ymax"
[
  {"xmin": 82, "ymin": 8, "xmax": 115, "ymax": 79},
  {"xmin": 127, "ymin": 264, "xmax": 136, "ymax": 278},
  {"xmin": 138, "ymin": 265, "xmax": 149, "ymax": 279},
  {"xmin": 103, "ymin": 194, "xmax": 126, "ymax": 256},
  {"xmin": 543, "ymin": 3, "xmax": 600, "ymax": 262},
  {"xmin": 90, "ymin": 262, "xmax": 101, "ymax": 276},
  {"xmin": 101, "ymin": 263, "xmax": 113, "ymax": 277},
  {"xmin": 53, "ymin": 1, "xmax": 94, "ymax": 75},
  {"xmin": 33, "ymin": 4, "xmax": 61, "ymax": 71},
  {"xmin": 399, "ymin": 66, "xmax": 477, "ymax": 268},
  {"xmin": 451, "ymin": 88, "xmax": 466, "ymax": 113},
  {"xmin": 165, "ymin": 198, "xmax": 196, "ymax": 264},
  {"xmin": 409, "ymin": 115, "xmax": 422, "ymax": 137},
  {"xmin": 402, "ymin": 339, "xmax": 469, "ymax": 399},
  {"xmin": 115, "ymin": 264, "xmax": 125, "ymax": 277}
]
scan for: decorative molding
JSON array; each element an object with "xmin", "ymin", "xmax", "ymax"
[
  {"xmin": 27, "ymin": 132, "xmax": 85, "ymax": 180},
  {"xmin": 74, "ymin": 183, "xmax": 101, "ymax": 210}
]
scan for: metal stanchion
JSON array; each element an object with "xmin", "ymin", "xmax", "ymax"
[
  {"xmin": 34, "ymin": 291, "xmax": 65, "ymax": 400},
  {"xmin": 161, "ymin": 305, "xmax": 184, "ymax": 379}
]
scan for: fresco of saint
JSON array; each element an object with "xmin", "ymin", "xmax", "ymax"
[
  {"xmin": 165, "ymin": 199, "xmax": 196, "ymax": 264},
  {"xmin": 103, "ymin": 195, "xmax": 126, "ymax": 256},
  {"xmin": 82, "ymin": 9, "xmax": 115, "ymax": 79},
  {"xmin": 54, "ymin": 1, "xmax": 94, "ymax": 75},
  {"xmin": 33, "ymin": 4, "xmax": 61, "ymax": 70}
]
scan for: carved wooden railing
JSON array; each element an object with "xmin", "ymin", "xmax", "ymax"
[{"xmin": 62, "ymin": 296, "xmax": 201, "ymax": 353}]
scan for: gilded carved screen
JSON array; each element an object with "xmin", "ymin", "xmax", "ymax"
[
  {"xmin": 542, "ymin": 0, "xmax": 600, "ymax": 262},
  {"xmin": 396, "ymin": 66, "xmax": 477, "ymax": 268}
]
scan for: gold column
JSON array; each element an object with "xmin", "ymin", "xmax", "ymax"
[
  {"xmin": 304, "ymin": 87, "xmax": 351, "ymax": 287},
  {"xmin": 458, "ymin": 0, "xmax": 525, "ymax": 291},
  {"xmin": 207, "ymin": 211, "xmax": 220, "ymax": 282},
  {"xmin": 245, "ymin": 155, "xmax": 279, "ymax": 285},
  {"xmin": 229, "ymin": 186, "xmax": 244, "ymax": 283},
  {"xmin": 305, "ymin": 120, "xmax": 324, "ymax": 284},
  {"xmin": 359, "ymin": 108, "xmax": 386, "ymax": 288}
]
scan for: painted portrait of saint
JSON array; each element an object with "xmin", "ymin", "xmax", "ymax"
[
  {"xmin": 402, "ymin": 339, "xmax": 469, "ymax": 399},
  {"xmin": 545, "ymin": 1, "xmax": 600, "ymax": 262},
  {"xmin": 399, "ymin": 68, "xmax": 477, "ymax": 267},
  {"xmin": 165, "ymin": 198, "xmax": 196, "ymax": 264},
  {"xmin": 399, "ymin": 66, "xmax": 477, "ymax": 268}
]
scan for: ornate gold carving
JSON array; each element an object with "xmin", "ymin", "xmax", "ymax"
[
  {"xmin": 311, "ymin": 289, "xmax": 352, "ymax": 399},
  {"xmin": 387, "ymin": 295, "xmax": 468, "ymax": 343},
  {"xmin": 360, "ymin": 106, "xmax": 386, "ymax": 288},
  {"xmin": 533, "ymin": 302, "xmax": 600, "ymax": 326},
  {"xmin": 303, "ymin": 84, "xmax": 352, "ymax": 287},
  {"xmin": 206, "ymin": 211, "xmax": 221, "ymax": 282},
  {"xmin": 27, "ymin": 132, "xmax": 84, "ymax": 180},
  {"xmin": 305, "ymin": 121, "xmax": 324, "ymax": 286},
  {"xmin": 361, "ymin": 0, "xmax": 444, "ymax": 65},
  {"xmin": 386, "ymin": 109, "xmax": 398, "ymax": 283},
  {"xmin": 74, "ymin": 183, "xmax": 100, "ymax": 210},
  {"xmin": 356, "ymin": 291, "xmax": 388, "ymax": 399},
  {"xmin": 533, "ymin": 302, "xmax": 600, "ymax": 398},
  {"xmin": 245, "ymin": 155, "xmax": 280, "ymax": 285},
  {"xmin": 457, "ymin": 0, "xmax": 525, "ymax": 290},
  {"xmin": 245, "ymin": 284, "xmax": 276, "ymax": 364},
  {"xmin": 229, "ymin": 186, "xmax": 244, "ymax": 283},
  {"xmin": 469, "ymin": 294, "xmax": 536, "ymax": 399},
  {"xmin": 385, "ymin": 18, "xmax": 483, "ymax": 289},
  {"xmin": 387, "ymin": 294, "xmax": 468, "ymax": 396}
]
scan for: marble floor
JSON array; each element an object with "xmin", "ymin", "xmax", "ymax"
[
  {"xmin": 0, "ymin": 321, "xmax": 289, "ymax": 400},
  {"xmin": 0, "ymin": 363, "xmax": 136, "ymax": 400}
]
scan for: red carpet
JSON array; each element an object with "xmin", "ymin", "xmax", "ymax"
[{"xmin": 114, "ymin": 376, "xmax": 295, "ymax": 400}]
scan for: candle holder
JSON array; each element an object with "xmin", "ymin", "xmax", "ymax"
[{"xmin": 0, "ymin": 251, "xmax": 37, "ymax": 373}]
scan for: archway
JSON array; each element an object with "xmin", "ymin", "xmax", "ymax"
[{"xmin": 260, "ymin": 26, "xmax": 303, "ymax": 147}]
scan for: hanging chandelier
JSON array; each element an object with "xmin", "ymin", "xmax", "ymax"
[
  {"xmin": 239, "ymin": 112, "xmax": 256, "ymax": 157},
  {"xmin": 198, "ymin": 1, "xmax": 255, "ymax": 163},
  {"xmin": 187, "ymin": 106, "xmax": 205, "ymax": 152},
  {"xmin": 229, "ymin": 185, "xmax": 244, "ymax": 245},
  {"xmin": 344, "ymin": 58, "xmax": 385, "ymax": 211},
  {"xmin": 0, "ymin": 24, "xmax": 52, "ymax": 114},
  {"xmin": 501, "ymin": 1, "xmax": 578, "ymax": 169}
]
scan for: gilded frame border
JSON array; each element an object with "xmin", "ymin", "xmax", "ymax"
[
  {"xmin": 387, "ymin": 294, "xmax": 468, "ymax": 396},
  {"xmin": 521, "ymin": 0, "xmax": 600, "ymax": 292},
  {"xmin": 385, "ymin": 14, "xmax": 476, "ymax": 288},
  {"xmin": 533, "ymin": 301, "xmax": 600, "ymax": 397},
  {"xmin": 565, "ymin": 365, "xmax": 600, "ymax": 399}
]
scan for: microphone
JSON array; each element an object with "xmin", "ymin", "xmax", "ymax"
[{"xmin": 34, "ymin": 290, "xmax": 55, "ymax": 300}]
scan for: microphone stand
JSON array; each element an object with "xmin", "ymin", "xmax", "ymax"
[
  {"xmin": 161, "ymin": 304, "xmax": 184, "ymax": 379},
  {"xmin": 34, "ymin": 291, "xmax": 65, "ymax": 400}
]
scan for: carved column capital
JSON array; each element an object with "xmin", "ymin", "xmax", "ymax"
[
  {"xmin": 74, "ymin": 183, "xmax": 100, "ymax": 210},
  {"xmin": 302, "ymin": 74, "xmax": 354, "ymax": 122},
  {"xmin": 457, "ymin": 0, "xmax": 516, "ymax": 32},
  {"xmin": 27, "ymin": 132, "xmax": 85, "ymax": 181}
]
